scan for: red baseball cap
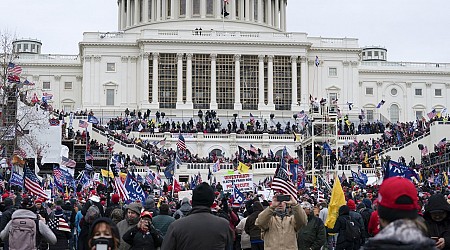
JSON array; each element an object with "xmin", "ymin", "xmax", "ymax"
[{"xmin": 378, "ymin": 177, "xmax": 419, "ymax": 211}]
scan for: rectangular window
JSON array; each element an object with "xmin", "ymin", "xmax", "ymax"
[
  {"xmin": 64, "ymin": 82, "xmax": 72, "ymax": 90},
  {"xmin": 416, "ymin": 111, "xmax": 423, "ymax": 119},
  {"xmin": 193, "ymin": 0, "xmax": 200, "ymax": 15},
  {"xmin": 31, "ymin": 44, "xmax": 36, "ymax": 52},
  {"xmin": 106, "ymin": 89, "xmax": 115, "ymax": 106},
  {"xmin": 179, "ymin": 0, "xmax": 186, "ymax": 16},
  {"xmin": 328, "ymin": 67, "xmax": 337, "ymax": 77},
  {"xmin": 106, "ymin": 63, "xmax": 116, "ymax": 72},
  {"xmin": 374, "ymin": 51, "xmax": 379, "ymax": 57},
  {"xmin": 329, "ymin": 93, "xmax": 337, "ymax": 102},
  {"xmin": 365, "ymin": 87, "xmax": 373, "ymax": 95},
  {"xmin": 24, "ymin": 44, "xmax": 29, "ymax": 51},
  {"xmin": 207, "ymin": 0, "xmax": 214, "ymax": 16},
  {"xmin": 435, "ymin": 89, "xmax": 442, "ymax": 96},
  {"xmin": 43, "ymin": 81, "xmax": 51, "ymax": 90},
  {"xmin": 415, "ymin": 88, "xmax": 422, "ymax": 96},
  {"xmin": 367, "ymin": 110, "xmax": 374, "ymax": 121}
]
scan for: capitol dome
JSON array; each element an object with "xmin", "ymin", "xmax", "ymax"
[{"xmin": 118, "ymin": 0, "xmax": 288, "ymax": 32}]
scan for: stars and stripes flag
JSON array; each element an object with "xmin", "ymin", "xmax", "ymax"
[
  {"xmin": 48, "ymin": 216, "xmax": 71, "ymax": 233},
  {"xmin": 42, "ymin": 92, "xmax": 53, "ymax": 101},
  {"xmin": 428, "ymin": 109, "xmax": 437, "ymax": 119},
  {"xmin": 85, "ymin": 151, "xmax": 94, "ymax": 161},
  {"xmin": 24, "ymin": 167, "xmax": 46, "ymax": 198},
  {"xmin": 113, "ymin": 176, "xmax": 129, "ymax": 201},
  {"xmin": 212, "ymin": 159, "xmax": 220, "ymax": 173},
  {"xmin": 7, "ymin": 62, "xmax": 22, "ymax": 75},
  {"xmin": 271, "ymin": 164, "xmax": 298, "ymax": 198},
  {"xmin": 61, "ymin": 156, "xmax": 76, "ymax": 168},
  {"xmin": 13, "ymin": 147, "xmax": 27, "ymax": 159},
  {"xmin": 177, "ymin": 134, "xmax": 186, "ymax": 151},
  {"xmin": 79, "ymin": 120, "xmax": 89, "ymax": 128}
]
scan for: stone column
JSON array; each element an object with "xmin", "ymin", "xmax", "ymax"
[
  {"xmin": 210, "ymin": 54, "xmax": 218, "ymax": 109},
  {"xmin": 134, "ymin": 0, "xmax": 140, "ymax": 24},
  {"xmin": 156, "ymin": 0, "xmax": 161, "ymax": 21},
  {"xmin": 249, "ymin": 0, "xmax": 254, "ymax": 21},
  {"xmin": 171, "ymin": 0, "xmax": 176, "ymax": 19},
  {"xmin": 245, "ymin": 0, "xmax": 250, "ymax": 21},
  {"xmin": 258, "ymin": 0, "xmax": 263, "ymax": 23},
  {"xmin": 267, "ymin": 55, "xmax": 274, "ymax": 108},
  {"xmin": 266, "ymin": 0, "xmax": 272, "ymax": 26},
  {"xmin": 141, "ymin": 52, "xmax": 150, "ymax": 107},
  {"xmin": 161, "ymin": 0, "xmax": 167, "ymax": 20},
  {"xmin": 239, "ymin": 0, "xmax": 245, "ymax": 20},
  {"xmin": 121, "ymin": 56, "xmax": 128, "ymax": 105},
  {"xmin": 118, "ymin": 0, "xmax": 122, "ymax": 29},
  {"xmin": 300, "ymin": 56, "xmax": 308, "ymax": 111},
  {"xmin": 200, "ymin": 0, "xmax": 206, "ymax": 18},
  {"xmin": 129, "ymin": 56, "xmax": 138, "ymax": 106},
  {"xmin": 274, "ymin": 0, "xmax": 279, "ymax": 29},
  {"xmin": 351, "ymin": 61, "xmax": 359, "ymax": 107},
  {"xmin": 126, "ymin": 0, "xmax": 132, "ymax": 27},
  {"xmin": 186, "ymin": 0, "xmax": 192, "ymax": 18},
  {"xmin": 176, "ymin": 53, "xmax": 184, "ymax": 106},
  {"xmin": 343, "ymin": 61, "xmax": 349, "ymax": 103},
  {"xmin": 291, "ymin": 55, "xmax": 299, "ymax": 110},
  {"xmin": 280, "ymin": 0, "xmax": 286, "ymax": 31},
  {"xmin": 186, "ymin": 53, "xmax": 193, "ymax": 105},
  {"xmin": 152, "ymin": 52, "xmax": 159, "ymax": 105},
  {"xmin": 426, "ymin": 82, "xmax": 432, "ymax": 110},
  {"xmin": 258, "ymin": 55, "xmax": 265, "ymax": 109},
  {"xmin": 54, "ymin": 75, "xmax": 61, "ymax": 108},
  {"xmin": 234, "ymin": 54, "xmax": 242, "ymax": 110},
  {"xmin": 143, "ymin": 0, "xmax": 149, "ymax": 22},
  {"xmin": 216, "ymin": 0, "xmax": 223, "ymax": 19},
  {"xmin": 406, "ymin": 82, "xmax": 412, "ymax": 121},
  {"xmin": 94, "ymin": 56, "xmax": 101, "ymax": 106}
]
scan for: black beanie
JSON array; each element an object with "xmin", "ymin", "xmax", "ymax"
[
  {"xmin": 378, "ymin": 204, "xmax": 418, "ymax": 223},
  {"xmin": 192, "ymin": 182, "xmax": 215, "ymax": 207}
]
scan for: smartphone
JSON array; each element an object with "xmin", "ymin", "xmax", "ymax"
[
  {"xmin": 277, "ymin": 195, "xmax": 291, "ymax": 202},
  {"xmin": 431, "ymin": 237, "xmax": 439, "ymax": 242},
  {"xmin": 93, "ymin": 238, "xmax": 109, "ymax": 250}
]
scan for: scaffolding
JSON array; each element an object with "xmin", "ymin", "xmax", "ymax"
[
  {"xmin": 0, "ymin": 85, "xmax": 18, "ymax": 159},
  {"xmin": 300, "ymin": 102, "xmax": 338, "ymax": 185}
]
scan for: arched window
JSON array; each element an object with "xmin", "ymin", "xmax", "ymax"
[
  {"xmin": 210, "ymin": 149, "xmax": 224, "ymax": 157},
  {"xmin": 390, "ymin": 104, "xmax": 399, "ymax": 122}
]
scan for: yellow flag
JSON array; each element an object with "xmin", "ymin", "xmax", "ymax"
[
  {"xmin": 101, "ymin": 169, "xmax": 114, "ymax": 178},
  {"xmin": 293, "ymin": 132, "xmax": 301, "ymax": 142},
  {"xmin": 325, "ymin": 176, "xmax": 346, "ymax": 229},
  {"xmin": 312, "ymin": 175, "xmax": 317, "ymax": 188},
  {"xmin": 444, "ymin": 172, "xmax": 449, "ymax": 186},
  {"xmin": 345, "ymin": 119, "xmax": 351, "ymax": 126},
  {"xmin": 238, "ymin": 161, "xmax": 249, "ymax": 173}
]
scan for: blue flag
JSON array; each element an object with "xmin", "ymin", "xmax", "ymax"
[
  {"xmin": 384, "ymin": 160, "xmax": 418, "ymax": 181},
  {"xmin": 10, "ymin": 171, "xmax": 23, "ymax": 188},
  {"xmin": 351, "ymin": 170, "xmax": 367, "ymax": 188},
  {"xmin": 233, "ymin": 185, "xmax": 245, "ymax": 205},
  {"xmin": 323, "ymin": 142, "xmax": 332, "ymax": 154},
  {"xmin": 289, "ymin": 163, "xmax": 298, "ymax": 184},
  {"xmin": 87, "ymin": 115, "xmax": 99, "ymax": 124},
  {"xmin": 124, "ymin": 172, "xmax": 146, "ymax": 202},
  {"xmin": 164, "ymin": 162, "xmax": 175, "ymax": 181}
]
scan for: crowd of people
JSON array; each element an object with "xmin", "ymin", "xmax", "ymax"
[{"xmin": 0, "ymin": 174, "xmax": 448, "ymax": 250}]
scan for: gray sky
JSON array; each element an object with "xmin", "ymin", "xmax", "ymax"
[{"xmin": 1, "ymin": 0, "xmax": 449, "ymax": 63}]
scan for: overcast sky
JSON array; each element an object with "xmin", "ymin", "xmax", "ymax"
[{"xmin": 1, "ymin": 0, "xmax": 449, "ymax": 63}]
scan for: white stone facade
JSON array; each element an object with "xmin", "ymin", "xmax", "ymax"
[{"xmin": 13, "ymin": 0, "xmax": 450, "ymax": 123}]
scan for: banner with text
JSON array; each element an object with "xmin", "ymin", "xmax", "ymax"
[{"xmin": 222, "ymin": 174, "xmax": 253, "ymax": 193}]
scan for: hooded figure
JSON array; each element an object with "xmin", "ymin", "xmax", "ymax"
[
  {"xmin": 424, "ymin": 194, "xmax": 450, "ymax": 250},
  {"xmin": 117, "ymin": 202, "xmax": 142, "ymax": 250},
  {"xmin": 173, "ymin": 197, "xmax": 192, "ymax": 219},
  {"xmin": 326, "ymin": 205, "xmax": 358, "ymax": 250},
  {"xmin": 88, "ymin": 217, "xmax": 121, "ymax": 250},
  {"xmin": 244, "ymin": 201, "xmax": 264, "ymax": 249},
  {"xmin": 144, "ymin": 197, "xmax": 159, "ymax": 217}
]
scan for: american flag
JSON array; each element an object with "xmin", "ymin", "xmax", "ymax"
[
  {"xmin": 79, "ymin": 120, "xmax": 89, "ymax": 128},
  {"xmin": 85, "ymin": 151, "xmax": 94, "ymax": 161},
  {"xmin": 113, "ymin": 176, "xmax": 129, "ymax": 201},
  {"xmin": 48, "ymin": 216, "xmax": 71, "ymax": 233},
  {"xmin": 250, "ymin": 145, "xmax": 258, "ymax": 154},
  {"xmin": 53, "ymin": 167, "xmax": 63, "ymax": 180},
  {"xmin": 177, "ymin": 134, "xmax": 186, "ymax": 151},
  {"xmin": 7, "ymin": 62, "xmax": 22, "ymax": 75},
  {"xmin": 13, "ymin": 147, "xmax": 27, "ymax": 159},
  {"xmin": 271, "ymin": 164, "xmax": 298, "ymax": 198},
  {"xmin": 61, "ymin": 156, "xmax": 76, "ymax": 168},
  {"xmin": 212, "ymin": 159, "xmax": 220, "ymax": 173},
  {"xmin": 24, "ymin": 167, "xmax": 46, "ymax": 198}
]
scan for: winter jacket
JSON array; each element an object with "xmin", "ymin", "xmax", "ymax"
[
  {"xmin": 152, "ymin": 214, "xmax": 175, "ymax": 236},
  {"xmin": 0, "ymin": 209, "xmax": 57, "ymax": 245},
  {"xmin": 172, "ymin": 203, "xmax": 192, "ymax": 219},
  {"xmin": 326, "ymin": 205, "xmax": 359, "ymax": 250},
  {"xmin": 122, "ymin": 225, "xmax": 161, "ymax": 250},
  {"xmin": 117, "ymin": 202, "xmax": 142, "ymax": 250},
  {"xmin": 161, "ymin": 206, "xmax": 233, "ymax": 250},
  {"xmin": 367, "ymin": 210, "xmax": 380, "ymax": 236},
  {"xmin": 236, "ymin": 217, "xmax": 251, "ymax": 249},
  {"xmin": 105, "ymin": 203, "xmax": 122, "ymax": 218},
  {"xmin": 349, "ymin": 210, "xmax": 365, "ymax": 244},
  {"xmin": 424, "ymin": 194, "xmax": 450, "ymax": 250},
  {"xmin": 297, "ymin": 213, "xmax": 326, "ymax": 250},
  {"xmin": 81, "ymin": 200, "xmax": 105, "ymax": 217},
  {"xmin": 255, "ymin": 203, "xmax": 307, "ymax": 250},
  {"xmin": 362, "ymin": 219, "xmax": 436, "ymax": 250},
  {"xmin": 244, "ymin": 201, "xmax": 264, "ymax": 241}
]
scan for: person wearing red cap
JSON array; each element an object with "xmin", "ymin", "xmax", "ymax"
[
  {"xmin": 347, "ymin": 199, "xmax": 365, "ymax": 246},
  {"xmin": 122, "ymin": 211, "xmax": 163, "ymax": 250},
  {"xmin": 35, "ymin": 198, "xmax": 49, "ymax": 223},
  {"xmin": 362, "ymin": 177, "xmax": 436, "ymax": 250},
  {"xmin": 105, "ymin": 194, "xmax": 122, "ymax": 218}
]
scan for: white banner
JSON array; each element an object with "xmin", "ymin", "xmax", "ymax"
[{"xmin": 221, "ymin": 174, "xmax": 254, "ymax": 193}]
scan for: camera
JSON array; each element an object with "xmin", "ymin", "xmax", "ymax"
[
  {"xmin": 277, "ymin": 195, "xmax": 291, "ymax": 202},
  {"xmin": 92, "ymin": 238, "xmax": 110, "ymax": 250}
]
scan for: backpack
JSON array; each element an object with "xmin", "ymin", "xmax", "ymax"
[
  {"xmin": 9, "ymin": 215, "xmax": 40, "ymax": 250},
  {"xmin": 344, "ymin": 217, "xmax": 361, "ymax": 242}
]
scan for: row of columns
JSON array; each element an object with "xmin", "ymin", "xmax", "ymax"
[
  {"xmin": 145, "ymin": 53, "xmax": 308, "ymax": 111},
  {"xmin": 118, "ymin": 0, "xmax": 288, "ymax": 31}
]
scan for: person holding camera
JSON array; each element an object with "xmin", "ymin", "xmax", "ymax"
[
  {"xmin": 255, "ymin": 194, "xmax": 307, "ymax": 250},
  {"xmin": 122, "ymin": 211, "xmax": 163, "ymax": 250}
]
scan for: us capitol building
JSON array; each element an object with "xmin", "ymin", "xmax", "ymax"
[{"xmin": 14, "ymin": 0, "xmax": 450, "ymax": 123}]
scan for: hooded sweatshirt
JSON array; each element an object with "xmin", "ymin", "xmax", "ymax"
[
  {"xmin": 424, "ymin": 194, "xmax": 450, "ymax": 250},
  {"xmin": 173, "ymin": 198, "xmax": 192, "ymax": 219},
  {"xmin": 117, "ymin": 202, "xmax": 142, "ymax": 250}
]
